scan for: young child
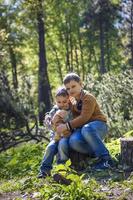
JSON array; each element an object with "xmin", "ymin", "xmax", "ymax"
[
  {"xmin": 52, "ymin": 109, "xmax": 73, "ymax": 141},
  {"xmin": 38, "ymin": 87, "xmax": 73, "ymax": 178},
  {"xmin": 56, "ymin": 73, "xmax": 113, "ymax": 170}
]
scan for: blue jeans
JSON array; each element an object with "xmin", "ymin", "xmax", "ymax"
[
  {"xmin": 40, "ymin": 138, "xmax": 70, "ymax": 174},
  {"xmin": 57, "ymin": 138, "xmax": 70, "ymax": 164},
  {"xmin": 69, "ymin": 120, "xmax": 110, "ymax": 159}
]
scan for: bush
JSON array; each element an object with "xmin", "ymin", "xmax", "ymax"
[
  {"xmin": 0, "ymin": 142, "xmax": 46, "ymax": 179},
  {"xmin": 0, "ymin": 70, "xmax": 35, "ymax": 130},
  {"xmin": 85, "ymin": 70, "xmax": 133, "ymax": 138}
]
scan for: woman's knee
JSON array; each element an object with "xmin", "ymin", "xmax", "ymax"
[
  {"xmin": 69, "ymin": 134, "xmax": 84, "ymax": 151},
  {"xmin": 58, "ymin": 138, "xmax": 68, "ymax": 151},
  {"xmin": 81, "ymin": 124, "xmax": 94, "ymax": 138},
  {"xmin": 69, "ymin": 134, "xmax": 78, "ymax": 147}
]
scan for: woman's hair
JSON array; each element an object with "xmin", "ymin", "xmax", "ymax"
[
  {"xmin": 55, "ymin": 86, "xmax": 69, "ymax": 97},
  {"xmin": 63, "ymin": 72, "xmax": 81, "ymax": 85}
]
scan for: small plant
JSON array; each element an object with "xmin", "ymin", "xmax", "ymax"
[
  {"xmin": 0, "ymin": 142, "xmax": 46, "ymax": 179},
  {"xmin": 86, "ymin": 70, "xmax": 133, "ymax": 138}
]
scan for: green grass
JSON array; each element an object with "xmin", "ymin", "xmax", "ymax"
[
  {"xmin": 0, "ymin": 130, "xmax": 133, "ymax": 199},
  {"xmin": 0, "ymin": 142, "xmax": 46, "ymax": 179}
]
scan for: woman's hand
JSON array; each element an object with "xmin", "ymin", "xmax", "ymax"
[{"xmin": 56, "ymin": 124, "xmax": 67, "ymax": 134}]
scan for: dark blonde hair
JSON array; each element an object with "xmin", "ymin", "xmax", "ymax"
[
  {"xmin": 55, "ymin": 86, "xmax": 69, "ymax": 97},
  {"xmin": 63, "ymin": 72, "xmax": 81, "ymax": 85}
]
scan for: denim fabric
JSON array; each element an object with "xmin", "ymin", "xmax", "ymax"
[
  {"xmin": 40, "ymin": 121, "xmax": 110, "ymax": 174},
  {"xmin": 40, "ymin": 140, "xmax": 58, "ymax": 173},
  {"xmin": 40, "ymin": 137, "xmax": 70, "ymax": 173},
  {"xmin": 69, "ymin": 120, "xmax": 110, "ymax": 159},
  {"xmin": 57, "ymin": 137, "xmax": 70, "ymax": 164},
  {"xmin": 69, "ymin": 128, "xmax": 93, "ymax": 155}
]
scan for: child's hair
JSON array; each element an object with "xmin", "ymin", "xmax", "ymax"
[
  {"xmin": 55, "ymin": 86, "xmax": 69, "ymax": 97},
  {"xmin": 63, "ymin": 72, "xmax": 81, "ymax": 85}
]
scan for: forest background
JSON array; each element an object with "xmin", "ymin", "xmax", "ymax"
[{"xmin": 0, "ymin": 0, "xmax": 133, "ymax": 199}]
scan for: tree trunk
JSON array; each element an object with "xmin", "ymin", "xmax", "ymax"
[
  {"xmin": 87, "ymin": 29, "xmax": 99, "ymax": 74},
  {"xmin": 52, "ymin": 44, "xmax": 63, "ymax": 83},
  {"xmin": 69, "ymin": 150, "xmax": 89, "ymax": 171},
  {"xmin": 69, "ymin": 20, "xmax": 73, "ymax": 72},
  {"xmin": 78, "ymin": 27, "xmax": 85, "ymax": 80},
  {"xmin": 37, "ymin": 0, "xmax": 51, "ymax": 125},
  {"xmin": 74, "ymin": 45, "xmax": 80, "ymax": 75},
  {"xmin": 130, "ymin": 1, "xmax": 133, "ymax": 69},
  {"xmin": 121, "ymin": 138, "xmax": 133, "ymax": 171},
  {"xmin": 99, "ymin": 19, "xmax": 106, "ymax": 74},
  {"xmin": 9, "ymin": 44, "xmax": 18, "ymax": 89},
  {"xmin": 64, "ymin": 18, "xmax": 71, "ymax": 72},
  {"xmin": 105, "ymin": 29, "xmax": 110, "ymax": 71}
]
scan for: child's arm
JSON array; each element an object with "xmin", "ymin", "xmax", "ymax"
[
  {"xmin": 52, "ymin": 110, "xmax": 71, "ymax": 138},
  {"xmin": 43, "ymin": 105, "xmax": 59, "ymax": 129},
  {"xmin": 43, "ymin": 113, "xmax": 52, "ymax": 129}
]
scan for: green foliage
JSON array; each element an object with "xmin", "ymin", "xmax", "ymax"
[
  {"xmin": 1, "ymin": 2, "xmax": 133, "ymax": 198},
  {"xmin": 0, "ymin": 142, "xmax": 46, "ymax": 179},
  {"xmin": 0, "ymin": 70, "xmax": 35, "ymax": 130},
  {"xmin": 0, "ymin": 132, "xmax": 133, "ymax": 199},
  {"xmin": 20, "ymin": 173, "xmax": 105, "ymax": 200},
  {"xmin": 106, "ymin": 139, "xmax": 120, "ymax": 159},
  {"xmin": 86, "ymin": 70, "xmax": 133, "ymax": 137},
  {"xmin": 124, "ymin": 130, "xmax": 133, "ymax": 137},
  {"xmin": 39, "ymin": 180, "xmax": 105, "ymax": 200},
  {"xmin": 1, "ymin": 129, "xmax": 132, "ymax": 181},
  {"xmin": 0, "ymin": 179, "xmax": 21, "ymax": 193},
  {"xmin": 0, "ymin": 146, "xmax": 106, "ymax": 199}
]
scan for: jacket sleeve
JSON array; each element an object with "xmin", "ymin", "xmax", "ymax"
[{"xmin": 70, "ymin": 95, "xmax": 96, "ymax": 129}]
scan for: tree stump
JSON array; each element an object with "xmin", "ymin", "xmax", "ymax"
[
  {"xmin": 69, "ymin": 150, "xmax": 89, "ymax": 171},
  {"xmin": 120, "ymin": 138, "xmax": 133, "ymax": 171}
]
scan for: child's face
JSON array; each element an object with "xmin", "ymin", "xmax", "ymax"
[
  {"xmin": 65, "ymin": 80, "xmax": 82, "ymax": 98},
  {"xmin": 56, "ymin": 95, "xmax": 70, "ymax": 110}
]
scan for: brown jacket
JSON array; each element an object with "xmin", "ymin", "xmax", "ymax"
[{"xmin": 70, "ymin": 90, "xmax": 107, "ymax": 129}]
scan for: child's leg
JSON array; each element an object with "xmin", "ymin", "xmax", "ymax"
[
  {"xmin": 57, "ymin": 137, "xmax": 70, "ymax": 164},
  {"xmin": 39, "ymin": 140, "xmax": 58, "ymax": 175}
]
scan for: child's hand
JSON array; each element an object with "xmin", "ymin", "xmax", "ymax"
[
  {"xmin": 56, "ymin": 124, "xmax": 67, "ymax": 134},
  {"xmin": 54, "ymin": 132, "xmax": 61, "ymax": 141},
  {"xmin": 57, "ymin": 110, "xmax": 68, "ymax": 119}
]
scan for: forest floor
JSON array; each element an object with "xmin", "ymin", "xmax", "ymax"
[
  {"xmin": 0, "ymin": 168, "xmax": 133, "ymax": 200},
  {"xmin": 0, "ymin": 131, "xmax": 133, "ymax": 200}
]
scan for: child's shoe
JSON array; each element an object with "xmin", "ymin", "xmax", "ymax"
[{"xmin": 37, "ymin": 171, "xmax": 51, "ymax": 179}]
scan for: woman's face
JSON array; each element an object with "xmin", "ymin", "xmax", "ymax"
[{"xmin": 65, "ymin": 80, "xmax": 82, "ymax": 99}]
